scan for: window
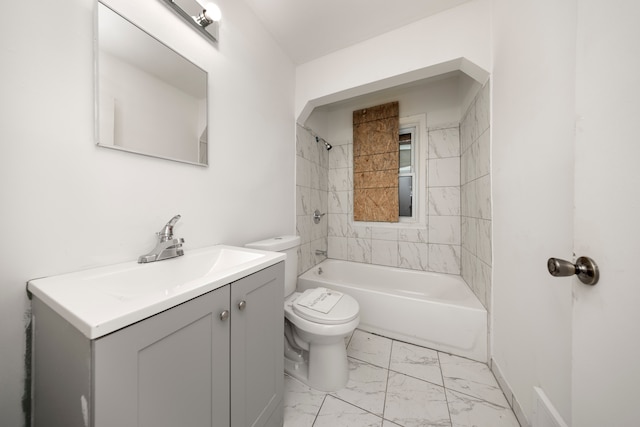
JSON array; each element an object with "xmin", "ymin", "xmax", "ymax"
[{"xmin": 399, "ymin": 126, "xmax": 416, "ymax": 217}]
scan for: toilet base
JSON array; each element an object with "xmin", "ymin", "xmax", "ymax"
[{"xmin": 284, "ymin": 340, "xmax": 349, "ymax": 392}]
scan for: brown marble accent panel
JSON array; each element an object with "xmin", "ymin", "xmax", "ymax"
[
  {"xmin": 353, "ymin": 101, "xmax": 399, "ymax": 222},
  {"xmin": 354, "ymin": 188, "xmax": 399, "ymax": 222},
  {"xmin": 354, "ymin": 170, "xmax": 397, "ymax": 189},
  {"xmin": 354, "ymin": 153, "xmax": 399, "ymax": 173}
]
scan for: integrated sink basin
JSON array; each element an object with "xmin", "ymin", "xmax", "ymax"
[{"xmin": 28, "ymin": 245, "xmax": 285, "ymax": 339}]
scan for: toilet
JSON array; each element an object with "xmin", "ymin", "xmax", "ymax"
[{"xmin": 245, "ymin": 235, "xmax": 359, "ymax": 392}]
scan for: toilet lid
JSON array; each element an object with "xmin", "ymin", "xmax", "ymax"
[{"xmin": 292, "ymin": 288, "xmax": 359, "ymax": 325}]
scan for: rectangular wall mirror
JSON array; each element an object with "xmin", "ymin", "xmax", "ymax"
[{"xmin": 95, "ymin": 2, "xmax": 209, "ymax": 166}]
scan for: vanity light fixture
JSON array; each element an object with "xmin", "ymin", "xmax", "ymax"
[
  {"xmin": 194, "ymin": 2, "xmax": 221, "ymax": 28},
  {"xmin": 160, "ymin": 0, "xmax": 222, "ymax": 44}
]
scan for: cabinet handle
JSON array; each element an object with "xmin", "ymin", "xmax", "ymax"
[
  {"xmin": 219, "ymin": 310, "xmax": 230, "ymax": 321},
  {"xmin": 238, "ymin": 300, "xmax": 247, "ymax": 311}
]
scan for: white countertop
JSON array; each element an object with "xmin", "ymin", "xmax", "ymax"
[{"xmin": 28, "ymin": 245, "xmax": 285, "ymax": 339}]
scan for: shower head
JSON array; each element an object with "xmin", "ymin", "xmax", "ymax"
[{"xmin": 315, "ymin": 136, "xmax": 332, "ymax": 151}]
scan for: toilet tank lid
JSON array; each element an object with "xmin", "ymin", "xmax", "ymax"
[{"xmin": 245, "ymin": 235, "xmax": 301, "ymax": 251}]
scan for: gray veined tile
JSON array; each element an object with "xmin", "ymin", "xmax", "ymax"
[
  {"xmin": 384, "ymin": 371, "xmax": 451, "ymax": 427},
  {"xmin": 331, "ymin": 358, "xmax": 388, "ymax": 417},
  {"xmin": 314, "ymin": 395, "xmax": 383, "ymax": 427},
  {"xmin": 283, "ymin": 374, "xmax": 326, "ymax": 427},
  {"xmin": 347, "ymin": 330, "xmax": 393, "ymax": 368},
  {"xmin": 382, "ymin": 420, "xmax": 404, "ymax": 427},
  {"xmin": 389, "ymin": 341, "xmax": 443, "ymax": 386},
  {"xmin": 446, "ymin": 389, "xmax": 519, "ymax": 427},
  {"xmin": 439, "ymin": 353, "xmax": 509, "ymax": 408}
]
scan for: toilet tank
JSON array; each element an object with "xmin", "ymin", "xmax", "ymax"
[{"xmin": 245, "ymin": 235, "xmax": 301, "ymax": 297}]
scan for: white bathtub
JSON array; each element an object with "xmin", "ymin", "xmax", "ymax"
[{"xmin": 297, "ymin": 259, "xmax": 487, "ymax": 362}]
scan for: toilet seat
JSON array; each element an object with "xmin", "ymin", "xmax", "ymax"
[{"xmin": 291, "ymin": 288, "xmax": 359, "ymax": 325}]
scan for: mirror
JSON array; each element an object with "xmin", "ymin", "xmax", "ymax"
[{"xmin": 96, "ymin": 2, "xmax": 208, "ymax": 166}]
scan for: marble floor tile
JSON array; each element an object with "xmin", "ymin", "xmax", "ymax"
[
  {"xmin": 283, "ymin": 374, "xmax": 326, "ymax": 427},
  {"xmin": 390, "ymin": 341, "xmax": 443, "ymax": 386},
  {"xmin": 347, "ymin": 329, "xmax": 393, "ymax": 368},
  {"xmin": 314, "ymin": 395, "xmax": 383, "ymax": 427},
  {"xmin": 283, "ymin": 331, "xmax": 520, "ymax": 427},
  {"xmin": 331, "ymin": 358, "xmax": 388, "ymax": 417},
  {"xmin": 439, "ymin": 353, "xmax": 509, "ymax": 408},
  {"xmin": 384, "ymin": 371, "xmax": 451, "ymax": 427},
  {"xmin": 446, "ymin": 389, "xmax": 520, "ymax": 427}
]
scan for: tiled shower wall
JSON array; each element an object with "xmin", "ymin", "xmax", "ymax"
[
  {"xmin": 296, "ymin": 125, "xmax": 329, "ymax": 274},
  {"xmin": 461, "ymin": 82, "xmax": 492, "ymax": 309},
  {"xmin": 325, "ymin": 125, "xmax": 462, "ymax": 274}
]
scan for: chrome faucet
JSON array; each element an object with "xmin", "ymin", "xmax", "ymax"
[{"xmin": 138, "ymin": 215, "xmax": 185, "ymax": 263}]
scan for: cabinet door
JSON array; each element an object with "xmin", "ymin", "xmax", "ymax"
[
  {"xmin": 93, "ymin": 285, "xmax": 231, "ymax": 427},
  {"xmin": 230, "ymin": 263, "xmax": 284, "ymax": 427}
]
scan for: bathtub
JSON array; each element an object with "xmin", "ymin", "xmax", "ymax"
[{"xmin": 297, "ymin": 259, "xmax": 487, "ymax": 362}]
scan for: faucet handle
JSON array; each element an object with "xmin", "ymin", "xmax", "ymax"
[{"xmin": 158, "ymin": 214, "xmax": 181, "ymax": 240}]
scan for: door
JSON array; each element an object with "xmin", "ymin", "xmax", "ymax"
[{"xmin": 572, "ymin": 0, "xmax": 640, "ymax": 425}]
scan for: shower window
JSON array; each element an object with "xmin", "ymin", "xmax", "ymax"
[{"xmin": 399, "ymin": 126, "xmax": 416, "ymax": 218}]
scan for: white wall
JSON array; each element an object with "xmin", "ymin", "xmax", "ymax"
[
  {"xmin": 295, "ymin": 0, "xmax": 492, "ymax": 122},
  {"xmin": 491, "ymin": 0, "xmax": 576, "ymax": 424},
  {"xmin": 0, "ymin": 0, "xmax": 294, "ymax": 425}
]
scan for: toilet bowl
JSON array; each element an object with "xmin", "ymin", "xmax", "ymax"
[{"xmin": 245, "ymin": 236, "xmax": 360, "ymax": 392}]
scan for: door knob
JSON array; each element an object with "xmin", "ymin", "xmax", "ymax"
[
  {"xmin": 238, "ymin": 300, "xmax": 247, "ymax": 310},
  {"xmin": 219, "ymin": 310, "xmax": 230, "ymax": 321},
  {"xmin": 547, "ymin": 256, "xmax": 599, "ymax": 286}
]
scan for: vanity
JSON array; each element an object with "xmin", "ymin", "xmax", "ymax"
[{"xmin": 28, "ymin": 245, "xmax": 285, "ymax": 427}]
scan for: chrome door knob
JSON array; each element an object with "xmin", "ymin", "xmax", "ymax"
[
  {"xmin": 238, "ymin": 300, "xmax": 247, "ymax": 310},
  {"xmin": 219, "ymin": 310, "xmax": 230, "ymax": 321},
  {"xmin": 547, "ymin": 256, "xmax": 599, "ymax": 286}
]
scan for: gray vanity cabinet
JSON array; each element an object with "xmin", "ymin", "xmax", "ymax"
[{"xmin": 32, "ymin": 262, "xmax": 284, "ymax": 427}]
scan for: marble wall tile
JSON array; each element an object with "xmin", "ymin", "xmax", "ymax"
[
  {"xmin": 297, "ymin": 156, "xmax": 311, "ymax": 188},
  {"xmin": 477, "ymin": 129, "xmax": 491, "ymax": 178},
  {"xmin": 398, "ymin": 242, "xmax": 428, "ymax": 271},
  {"xmin": 460, "ymin": 108, "xmax": 473, "ymax": 155},
  {"xmin": 297, "ymin": 243, "xmax": 314, "ymax": 275},
  {"xmin": 297, "ymin": 215, "xmax": 312, "ymax": 244},
  {"xmin": 314, "ymin": 396, "xmax": 382, "ymax": 427},
  {"xmin": 348, "ymin": 238, "xmax": 372, "ymax": 263},
  {"xmin": 329, "ymin": 168, "xmax": 351, "ymax": 192},
  {"xmin": 371, "ymin": 239, "xmax": 398, "ymax": 267},
  {"xmin": 389, "ymin": 341, "xmax": 443, "ymax": 386},
  {"xmin": 429, "ymin": 187, "xmax": 460, "ymax": 216},
  {"xmin": 429, "ymin": 127, "xmax": 460, "ymax": 159},
  {"xmin": 372, "ymin": 227, "xmax": 398, "ymax": 241},
  {"xmin": 429, "ymin": 158, "xmax": 460, "ymax": 187},
  {"xmin": 328, "ymin": 191, "xmax": 349, "ymax": 214},
  {"xmin": 475, "ymin": 175, "xmax": 492, "ymax": 220},
  {"xmin": 348, "ymin": 224, "xmax": 372, "ymax": 239},
  {"xmin": 384, "ymin": 372, "xmax": 451, "ymax": 427},
  {"xmin": 328, "ymin": 144, "xmax": 351, "ymax": 169},
  {"xmin": 328, "ymin": 236, "xmax": 348, "ymax": 260},
  {"xmin": 331, "ymin": 358, "xmax": 388, "ymax": 416},
  {"xmin": 429, "ymin": 216, "xmax": 461, "ymax": 245},
  {"xmin": 328, "ymin": 213, "xmax": 349, "ymax": 237},
  {"xmin": 311, "ymin": 237, "xmax": 328, "ymax": 262},
  {"xmin": 477, "ymin": 219, "xmax": 492, "ymax": 265},
  {"xmin": 428, "ymin": 244, "xmax": 461, "ymax": 274},
  {"xmin": 297, "ymin": 185, "xmax": 310, "ymax": 216},
  {"xmin": 461, "ymin": 216, "xmax": 477, "ymax": 253},
  {"xmin": 398, "ymin": 228, "xmax": 428, "ymax": 243}
]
